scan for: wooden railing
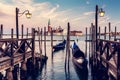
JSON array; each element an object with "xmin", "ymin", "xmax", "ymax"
[
  {"xmin": 0, "ymin": 38, "xmax": 34, "ymax": 71},
  {"xmin": 97, "ymin": 39, "xmax": 120, "ymax": 79}
]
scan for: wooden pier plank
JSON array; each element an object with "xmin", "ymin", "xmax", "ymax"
[{"xmin": 0, "ymin": 37, "xmax": 34, "ymax": 72}]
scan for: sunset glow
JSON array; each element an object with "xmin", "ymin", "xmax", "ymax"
[{"xmin": 0, "ymin": 0, "xmax": 120, "ymax": 34}]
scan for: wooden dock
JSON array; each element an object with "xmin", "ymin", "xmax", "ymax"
[
  {"xmin": 0, "ymin": 22, "xmax": 120, "ymax": 80},
  {"xmin": 0, "ymin": 27, "xmax": 48, "ymax": 80},
  {"xmin": 86, "ymin": 22, "xmax": 120, "ymax": 80},
  {"xmin": 0, "ymin": 38, "xmax": 33, "ymax": 72}
]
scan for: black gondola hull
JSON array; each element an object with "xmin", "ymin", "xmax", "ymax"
[
  {"xmin": 52, "ymin": 40, "xmax": 66, "ymax": 51},
  {"xmin": 71, "ymin": 42, "xmax": 88, "ymax": 70}
]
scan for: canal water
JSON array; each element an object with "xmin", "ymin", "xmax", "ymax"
[
  {"xmin": 26, "ymin": 36, "xmax": 91, "ymax": 80},
  {"xmin": 2, "ymin": 35, "xmax": 90, "ymax": 80},
  {"xmin": 3, "ymin": 35, "xmax": 117, "ymax": 80}
]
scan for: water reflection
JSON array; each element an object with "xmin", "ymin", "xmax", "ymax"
[
  {"xmin": 73, "ymin": 64, "xmax": 88, "ymax": 80},
  {"xmin": 26, "ymin": 58, "xmax": 48, "ymax": 80},
  {"xmin": 33, "ymin": 41, "xmax": 87, "ymax": 80},
  {"xmin": 51, "ymin": 57, "xmax": 55, "ymax": 80},
  {"xmin": 52, "ymin": 47, "xmax": 65, "ymax": 54},
  {"xmin": 65, "ymin": 66, "xmax": 71, "ymax": 80},
  {"xmin": 40, "ymin": 62, "xmax": 47, "ymax": 80}
]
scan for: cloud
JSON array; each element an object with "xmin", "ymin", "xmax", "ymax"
[
  {"xmin": 49, "ymin": 4, "xmax": 59, "ymax": 14},
  {"xmin": 1, "ymin": 0, "xmax": 117, "ymax": 33},
  {"xmin": 38, "ymin": 4, "xmax": 60, "ymax": 19},
  {"xmin": 0, "ymin": 1, "xmax": 60, "ymax": 26},
  {"xmin": 114, "ymin": 21, "xmax": 120, "ymax": 25},
  {"xmin": 102, "ymin": 4, "xmax": 106, "ymax": 8},
  {"xmin": 0, "ymin": 0, "xmax": 100, "ymax": 34},
  {"xmin": 72, "ymin": 16, "xmax": 87, "ymax": 22},
  {"xmin": 0, "ymin": 11, "xmax": 8, "ymax": 17},
  {"xmin": 111, "ymin": 20, "xmax": 120, "ymax": 27},
  {"xmin": 99, "ymin": 15, "xmax": 111, "ymax": 26},
  {"xmin": 86, "ymin": 1, "xmax": 90, "ymax": 5},
  {"xmin": 12, "ymin": 0, "xmax": 32, "ymax": 5},
  {"xmin": 83, "ymin": 11, "xmax": 94, "ymax": 16}
]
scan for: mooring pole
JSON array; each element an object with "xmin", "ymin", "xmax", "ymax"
[
  {"xmin": 32, "ymin": 28, "xmax": 35, "ymax": 65},
  {"xmin": 99, "ymin": 27, "xmax": 100, "ymax": 39},
  {"xmin": 114, "ymin": 26, "xmax": 117, "ymax": 41},
  {"xmin": 85, "ymin": 27, "xmax": 87, "ymax": 57},
  {"xmin": 109, "ymin": 22, "xmax": 111, "ymax": 40},
  {"xmin": 41, "ymin": 28, "xmax": 43, "ymax": 54},
  {"xmin": 104, "ymin": 26, "xmax": 106, "ymax": 40},
  {"xmin": 26, "ymin": 28, "xmax": 28, "ymax": 38},
  {"xmin": 21, "ymin": 24, "xmax": 24, "ymax": 39},
  {"xmin": 117, "ymin": 45, "xmax": 120, "ymax": 80},
  {"xmin": 44, "ymin": 27, "xmax": 46, "ymax": 57},
  {"xmin": 16, "ymin": 8, "xmax": 19, "ymax": 39},
  {"xmin": 51, "ymin": 28, "xmax": 53, "ymax": 59},
  {"xmin": 89, "ymin": 27, "xmax": 91, "ymax": 64},
  {"xmin": 0, "ymin": 24, "xmax": 3, "ymax": 39},
  {"xmin": 67, "ymin": 22, "xmax": 70, "ymax": 71},
  {"xmin": 38, "ymin": 27, "xmax": 41, "ymax": 55},
  {"xmin": 95, "ymin": 5, "xmax": 98, "ymax": 65},
  {"xmin": 11, "ymin": 28, "xmax": 14, "ymax": 39},
  {"xmin": 65, "ymin": 22, "xmax": 70, "ymax": 72}
]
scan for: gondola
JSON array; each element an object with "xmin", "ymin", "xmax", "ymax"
[
  {"xmin": 72, "ymin": 42, "xmax": 88, "ymax": 69},
  {"xmin": 53, "ymin": 39, "xmax": 66, "ymax": 51}
]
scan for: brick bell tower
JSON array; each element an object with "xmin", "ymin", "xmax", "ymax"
[{"xmin": 48, "ymin": 19, "xmax": 52, "ymax": 32}]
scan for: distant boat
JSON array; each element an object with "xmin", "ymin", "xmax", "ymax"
[
  {"xmin": 70, "ymin": 30, "xmax": 83, "ymax": 36},
  {"xmin": 53, "ymin": 39, "xmax": 66, "ymax": 51},
  {"xmin": 72, "ymin": 42, "xmax": 88, "ymax": 69}
]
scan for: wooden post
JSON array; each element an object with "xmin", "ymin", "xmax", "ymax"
[
  {"xmin": 44, "ymin": 27, "xmax": 46, "ymax": 57},
  {"xmin": 85, "ymin": 27, "xmax": 87, "ymax": 57},
  {"xmin": 11, "ymin": 28, "xmax": 14, "ymax": 67},
  {"xmin": 23, "ymin": 40, "xmax": 26, "ymax": 61},
  {"xmin": 106, "ymin": 42, "xmax": 109, "ymax": 78},
  {"xmin": 109, "ymin": 22, "xmax": 111, "ymax": 40},
  {"xmin": 91, "ymin": 23, "xmax": 95, "ymax": 59},
  {"xmin": 51, "ymin": 28, "xmax": 53, "ymax": 59},
  {"xmin": 99, "ymin": 40, "xmax": 103, "ymax": 72},
  {"xmin": 65, "ymin": 22, "xmax": 70, "ymax": 71},
  {"xmin": 114, "ymin": 26, "xmax": 117, "ymax": 41},
  {"xmin": 104, "ymin": 26, "xmax": 106, "ymax": 40},
  {"xmin": 16, "ymin": 8, "xmax": 19, "ymax": 39},
  {"xmin": 91, "ymin": 23, "xmax": 94, "ymax": 58},
  {"xmin": 0, "ymin": 24, "xmax": 3, "ymax": 39},
  {"xmin": 11, "ymin": 32, "xmax": 14, "ymax": 66},
  {"xmin": 32, "ymin": 28, "xmax": 35, "ymax": 64},
  {"xmin": 38, "ymin": 27, "xmax": 41, "ymax": 55},
  {"xmin": 41, "ymin": 28, "xmax": 43, "ymax": 54},
  {"xmin": 1, "ymin": 24, "xmax": 3, "ymax": 38},
  {"xmin": 26, "ymin": 28, "xmax": 28, "ymax": 38},
  {"xmin": 21, "ymin": 24, "xmax": 24, "ymax": 39},
  {"xmin": 20, "ymin": 61, "xmax": 27, "ymax": 80},
  {"xmin": 89, "ymin": 27, "xmax": 91, "ymax": 61},
  {"xmin": 117, "ymin": 45, "xmax": 120, "ymax": 80},
  {"xmin": 99, "ymin": 26, "xmax": 100, "ymax": 39},
  {"xmin": 0, "ymin": 24, "xmax": 1, "ymax": 39},
  {"xmin": 6, "ymin": 68, "xmax": 13, "ymax": 80},
  {"xmin": 95, "ymin": 5, "xmax": 98, "ymax": 66},
  {"xmin": 67, "ymin": 22, "xmax": 70, "ymax": 72},
  {"xmin": 92, "ymin": 24, "xmax": 96, "ymax": 65},
  {"xmin": 11, "ymin": 29, "xmax": 14, "ymax": 38}
]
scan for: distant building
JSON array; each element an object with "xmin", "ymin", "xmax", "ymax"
[
  {"xmin": 52, "ymin": 26, "xmax": 64, "ymax": 35},
  {"xmin": 70, "ymin": 30, "xmax": 83, "ymax": 36},
  {"xmin": 47, "ymin": 19, "xmax": 64, "ymax": 35},
  {"xmin": 48, "ymin": 19, "xmax": 52, "ymax": 32}
]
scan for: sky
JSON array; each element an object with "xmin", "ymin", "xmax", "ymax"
[{"xmin": 0, "ymin": 0, "xmax": 120, "ymax": 34}]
